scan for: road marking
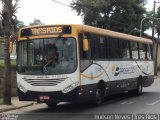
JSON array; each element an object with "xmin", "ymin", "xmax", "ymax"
[
  {"xmin": 147, "ymin": 98, "xmax": 160, "ymax": 106},
  {"xmin": 121, "ymin": 101, "xmax": 133, "ymax": 105}
]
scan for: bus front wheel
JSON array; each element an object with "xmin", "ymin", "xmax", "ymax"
[{"xmin": 92, "ymin": 84, "xmax": 105, "ymax": 106}]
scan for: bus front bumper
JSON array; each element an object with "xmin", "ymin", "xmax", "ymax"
[{"xmin": 17, "ymin": 87, "xmax": 79, "ymax": 103}]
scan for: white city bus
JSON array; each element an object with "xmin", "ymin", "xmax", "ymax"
[{"xmin": 17, "ymin": 24, "xmax": 154, "ymax": 107}]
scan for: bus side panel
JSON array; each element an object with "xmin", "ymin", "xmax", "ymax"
[
  {"xmin": 79, "ymin": 60, "xmax": 154, "ymax": 102},
  {"xmin": 78, "ymin": 84, "xmax": 97, "ymax": 102},
  {"xmin": 106, "ymin": 78, "xmax": 138, "ymax": 95}
]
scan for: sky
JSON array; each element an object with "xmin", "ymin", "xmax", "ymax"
[
  {"xmin": 146, "ymin": 0, "xmax": 160, "ymax": 12},
  {"xmin": 17, "ymin": 0, "xmax": 83, "ymax": 25},
  {"xmin": 16, "ymin": 0, "xmax": 159, "ymax": 26}
]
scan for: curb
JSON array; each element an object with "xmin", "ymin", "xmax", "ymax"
[
  {"xmin": 0, "ymin": 103, "xmax": 34, "ymax": 113},
  {"xmin": 154, "ymin": 76, "xmax": 160, "ymax": 79}
]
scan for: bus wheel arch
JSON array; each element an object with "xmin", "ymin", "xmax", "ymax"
[{"xmin": 98, "ymin": 80, "xmax": 106, "ymax": 96}]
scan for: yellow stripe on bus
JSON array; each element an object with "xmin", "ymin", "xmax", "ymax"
[
  {"xmin": 81, "ymin": 70, "xmax": 105, "ymax": 79},
  {"xmin": 81, "ymin": 62, "xmax": 110, "ymax": 79}
]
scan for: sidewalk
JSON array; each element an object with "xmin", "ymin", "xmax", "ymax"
[
  {"xmin": 155, "ymin": 71, "xmax": 160, "ymax": 79},
  {"xmin": 158, "ymin": 71, "xmax": 160, "ymax": 77},
  {"xmin": 0, "ymin": 97, "xmax": 34, "ymax": 113}
]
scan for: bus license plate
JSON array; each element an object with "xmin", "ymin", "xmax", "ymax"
[{"xmin": 39, "ymin": 96, "xmax": 50, "ymax": 101}]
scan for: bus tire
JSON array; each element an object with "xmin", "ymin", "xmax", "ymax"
[
  {"xmin": 92, "ymin": 83, "xmax": 105, "ymax": 106},
  {"xmin": 129, "ymin": 78, "xmax": 143, "ymax": 96},
  {"xmin": 46, "ymin": 102, "xmax": 57, "ymax": 108},
  {"xmin": 135, "ymin": 78, "xmax": 143, "ymax": 95}
]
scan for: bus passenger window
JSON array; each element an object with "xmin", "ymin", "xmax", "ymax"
[
  {"xmin": 146, "ymin": 45, "xmax": 152, "ymax": 60},
  {"xmin": 83, "ymin": 40, "xmax": 91, "ymax": 59},
  {"xmin": 139, "ymin": 43, "xmax": 146, "ymax": 60},
  {"xmin": 119, "ymin": 40, "xmax": 130, "ymax": 59},
  {"xmin": 107, "ymin": 38, "xmax": 120, "ymax": 59},
  {"xmin": 130, "ymin": 42, "xmax": 139, "ymax": 59}
]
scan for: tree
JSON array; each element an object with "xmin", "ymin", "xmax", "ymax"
[
  {"xmin": 72, "ymin": 0, "xmax": 110, "ymax": 27},
  {"xmin": 71, "ymin": 0, "xmax": 147, "ymax": 35},
  {"xmin": 16, "ymin": 20, "xmax": 25, "ymax": 29},
  {"xmin": 153, "ymin": 6, "xmax": 160, "ymax": 75},
  {"xmin": 155, "ymin": 7, "xmax": 160, "ymax": 39},
  {"xmin": 29, "ymin": 18, "xmax": 44, "ymax": 26},
  {"xmin": 0, "ymin": 18, "xmax": 4, "ymax": 37},
  {"xmin": 144, "ymin": 7, "xmax": 160, "ymax": 75},
  {"xmin": 1, "ymin": 0, "xmax": 19, "ymax": 105}
]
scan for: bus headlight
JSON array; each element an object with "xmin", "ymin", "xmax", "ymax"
[
  {"xmin": 18, "ymin": 84, "xmax": 28, "ymax": 93},
  {"xmin": 62, "ymin": 82, "xmax": 79, "ymax": 94}
]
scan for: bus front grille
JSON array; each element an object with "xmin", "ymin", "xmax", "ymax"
[{"xmin": 24, "ymin": 78, "xmax": 66, "ymax": 86}]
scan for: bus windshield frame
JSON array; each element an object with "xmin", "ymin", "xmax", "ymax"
[{"xmin": 17, "ymin": 37, "xmax": 77, "ymax": 75}]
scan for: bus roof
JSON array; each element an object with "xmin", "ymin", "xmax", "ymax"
[
  {"xmin": 76, "ymin": 25, "xmax": 153, "ymax": 45},
  {"xmin": 19, "ymin": 24, "xmax": 152, "ymax": 44}
]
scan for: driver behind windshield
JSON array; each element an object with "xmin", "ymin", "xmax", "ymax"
[{"xmin": 45, "ymin": 44, "xmax": 58, "ymax": 67}]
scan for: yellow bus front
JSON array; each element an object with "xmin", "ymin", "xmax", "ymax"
[{"xmin": 16, "ymin": 25, "xmax": 81, "ymax": 104}]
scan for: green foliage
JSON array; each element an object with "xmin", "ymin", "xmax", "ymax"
[
  {"xmin": 72, "ymin": 0, "xmax": 147, "ymax": 35},
  {"xmin": 0, "ymin": 59, "xmax": 16, "ymax": 68},
  {"xmin": 155, "ymin": 6, "xmax": 160, "ymax": 36},
  {"xmin": 17, "ymin": 20, "xmax": 25, "ymax": 29},
  {"xmin": 146, "ymin": 6, "xmax": 160, "ymax": 38},
  {"xmin": 30, "ymin": 18, "xmax": 44, "ymax": 26}
]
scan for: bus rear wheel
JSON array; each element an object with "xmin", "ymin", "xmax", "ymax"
[
  {"xmin": 135, "ymin": 79, "xmax": 143, "ymax": 95},
  {"xmin": 129, "ymin": 78, "xmax": 143, "ymax": 96}
]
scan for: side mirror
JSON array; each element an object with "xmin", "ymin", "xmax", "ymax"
[{"xmin": 83, "ymin": 39, "xmax": 89, "ymax": 52}]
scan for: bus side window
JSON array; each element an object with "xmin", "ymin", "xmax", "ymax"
[
  {"xmin": 119, "ymin": 40, "xmax": 130, "ymax": 59},
  {"xmin": 150, "ymin": 45, "xmax": 153, "ymax": 59},
  {"xmin": 130, "ymin": 41, "xmax": 139, "ymax": 60},
  {"xmin": 128, "ymin": 41, "xmax": 132, "ymax": 59},
  {"xmin": 139, "ymin": 43, "xmax": 146, "ymax": 60},
  {"xmin": 145, "ymin": 44, "xmax": 148, "ymax": 60},
  {"xmin": 146, "ymin": 44, "xmax": 152, "ymax": 60}
]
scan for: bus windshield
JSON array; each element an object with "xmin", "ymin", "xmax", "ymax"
[{"xmin": 17, "ymin": 37, "xmax": 77, "ymax": 75}]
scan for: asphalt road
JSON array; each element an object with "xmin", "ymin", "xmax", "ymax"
[{"xmin": 2, "ymin": 78, "xmax": 160, "ymax": 120}]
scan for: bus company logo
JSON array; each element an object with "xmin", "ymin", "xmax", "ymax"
[
  {"xmin": 112, "ymin": 64, "xmax": 135, "ymax": 76},
  {"xmin": 112, "ymin": 64, "xmax": 120, "ymax": 76}
]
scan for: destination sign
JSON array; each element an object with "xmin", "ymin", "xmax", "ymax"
[
  {"xmin": 31, "ymin": 27, "xmax": 63, "ymax": 36},
  {"xmin": 20, "ymin": 26, "xmax": 72, "ymax": 37}
]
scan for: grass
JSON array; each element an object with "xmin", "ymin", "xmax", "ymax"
[{"xmin": 0, "ymin": 59, "xmax": 16, "ymax": 68}]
